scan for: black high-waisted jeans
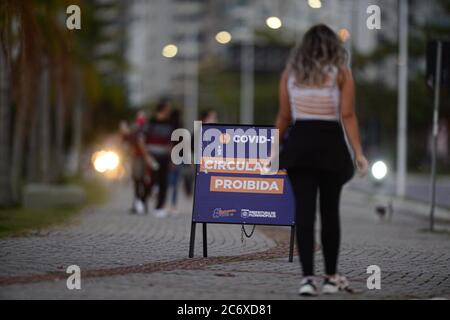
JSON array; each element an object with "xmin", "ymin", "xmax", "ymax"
[
  {"xmin": 282, "ymin": 121, "xmax": 353, "ymax": 277},
  {"xmin": 287, "ymin": 168, "xmax": 343, "ymax": 277}
]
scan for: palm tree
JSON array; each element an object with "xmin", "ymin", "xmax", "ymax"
[
  {"xmin": 0, "ymin": 45, "xmax": 12, "ymax": 206},
  {"xmin": 1, "ymin": 0, "xmax": 128, "ymax": 204},
  {"xmin": 0, "ymin": 1, "xmax": 71, "ymax": 202}
]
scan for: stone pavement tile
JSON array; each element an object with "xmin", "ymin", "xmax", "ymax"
[
  {"xmin": 1, "ymin": 183, "xmax": 450, "ymax": 299},
  {"xmin": 0, "ymin": 183, "xmax": 275, "ymax": 278},
  {"xmin": 3, "ymin": 263, "xmax": 447, "ymax": 300},
  {"xmin": 0, "ymin": 268, "xmax": 366, "ymax": 300},
  {"xmin": 1, "ymin": 241, "xmax": 448, "ymax": 300}
]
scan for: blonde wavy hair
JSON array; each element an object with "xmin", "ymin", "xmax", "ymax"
[{"xmin": 288, "ymin": 24, "xmax": 348, "ymax": 86}]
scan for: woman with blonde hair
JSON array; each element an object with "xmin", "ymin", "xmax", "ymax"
[{"xmin": 276, "ymin": 24, "xmax": 369, "ymax": 296}]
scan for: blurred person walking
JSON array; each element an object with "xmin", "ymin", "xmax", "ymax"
[
  {"xmin": 120, "ymin": 111, "xmax": 150, "ymax": 214},
  {"xmin": 276, "ymin": 24, "xmax": 368, "ymax": 296},
  {"xmin": 138, "ymin": 98, "xmax": 175, "ymax": 218}
]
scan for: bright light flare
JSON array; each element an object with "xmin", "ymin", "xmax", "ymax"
[
  {"xmin": 308, "ymin": 0, "xmax": 322, "ymax": 9},
  {"xmin": 215, "ymin": 31, "xmax": 232, "ymax": 44},
  {"xmin": 92, "ymin": 150, "xmax": 120, "ymax": 173},
  {"xmin": 371, "ymin": 161, "xmax": 388, "ymax": 180},
  {"xmin": 266, "ymin": 16, "xmax": 282, "ymax": 29},
  {"xmin": 162, "ymin": 44, "xmax": 178, "ymax": 58}
]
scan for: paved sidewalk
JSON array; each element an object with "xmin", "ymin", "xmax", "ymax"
[
  {"xmin": 0, "ymin": 181, "xmax": 275, "ymax": 278},
  {"xmin": 349, "ymin": 173, "xmax": 450, "ymax": 209},
  {"xmin": 1, "ymin": 180, "xmax": 450, "ymax": 299}
]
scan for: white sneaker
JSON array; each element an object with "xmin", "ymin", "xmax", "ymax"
[
  {"xmin": 154, "ymin": 208, "xmax": 168, "ymax": 218},
  {"xmin": 322, "ymin": 274, "xmax": 350, "ymax": 294},
  {"xmin": 134, "ymin": 200, "xmax": 145, "ymax": 215},
  {"xmin": 298, "ymin": 277, "xmax": 318, "ymax": 296}
]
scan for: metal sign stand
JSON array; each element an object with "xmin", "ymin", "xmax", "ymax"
[
  {"xmin": 187, "ymin": 123, "xmax": 296, "ymax": 262},
  {"xmin": 429, "ymin": 41, "xmax": 442, "ymax": 232},
  {"xmin": 188, "ymin": 221, "xmax": 295, "ymax": 262}
]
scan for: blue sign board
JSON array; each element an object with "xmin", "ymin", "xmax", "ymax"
[{"xmin": 191, "ymin": 124, "xmax": 295, "ymax": 226}]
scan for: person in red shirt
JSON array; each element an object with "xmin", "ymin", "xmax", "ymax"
[{"xmin": 138, "ymin": 98, "xmax": 175, "ymax": 217}]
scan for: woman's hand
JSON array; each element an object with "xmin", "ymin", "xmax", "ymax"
[{"xmin": 355, "ymin": 154, "xmax": 369, "ymax": 177}]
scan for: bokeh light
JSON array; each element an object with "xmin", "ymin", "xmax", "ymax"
[
  {"xmin": 92, "ymin": 150, "xmax": 120, "ymax": 173},
  {"xmin": 215, "ymin": 31, "xmax": 232, "ymax": 44},
  {"xmin": 266, "ymin": 16, "xmax": 282, "ymax": 29},
  {"xmin": 162, "ymin": 44, "xmax": 178, "ymax": 58},
  {"xmin": 371, "ymin": 161, "xmax": 388, "ymax": 180},
  {"xmin": 308, "ymin": 0, "xmax": 322, "ymax": 9}
]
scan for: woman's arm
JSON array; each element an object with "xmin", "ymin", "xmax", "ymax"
[
  {"xmin": 339, "ymin": 67, "xmax": 368, "ymax": 176},
  {"xmin": 275, "ymin": 69, "xmax": 292, "ymax": 140}
]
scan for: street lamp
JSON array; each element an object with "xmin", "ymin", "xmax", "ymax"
[
  {"xmin": 266, "ymin": 16, "xmax": 282, "ymax": 29},
  {"xmin": 396, "ymin": 0, "xmax": 409, "ymax": 198},
  {"xmin": 215, "ymin": 31, "xmax": 232, "ymax": 44},
  {"xmin": 232, "ymin": 4, "xmax": 255, "ymax": 125},
  {"xmin": 308, "ymin": 0, "xmax": 322, "ymax": 9},
  {"xmin": 162, "ymin": 44, "xmax": 178, "ymax": 58}
]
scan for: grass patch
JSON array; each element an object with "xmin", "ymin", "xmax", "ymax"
[
  {"xmin": 0, "ymin": 178, "xmax": 108, "ymax": 239},
  {"xmin": 77, "ymin": 178, "xmax": 109, "ymax": 206},
  {"xmin": 0, "ymin": 206, "xmax": 80, "ymax": 238}
]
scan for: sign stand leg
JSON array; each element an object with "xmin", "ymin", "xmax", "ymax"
[
  {"xmin": 289, "ymin": 226, "xmax": 295, "ymax": 262},
  {"xmin": 202, "ymin": 223, "xmax": 208, "ymax": 258},
  {"xmin": 188, "ymin": 222, "xmax": 196, "ymax": 258}
]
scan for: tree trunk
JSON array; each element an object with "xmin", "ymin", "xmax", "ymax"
[
  {"xmin": 10, "ymin": 47, "xmax": 35, "ymax": 203},
  {"xmin": 10, "ymin": 87, "xmax": 29, "ymax": 203},
  {"xmin": 0, "ymin": 48, "xmax": 12, "ymax": 206},
  {"xmin": 40, "ymin": 61, "xmax": 51, "ymax": 183},
  {"xmin": 26, "ymin": 101, "xmax": 39, "ymax": 183},
  {"xmin": 68, "ymin": 70, "xmax": 83, "ymax": 176},
  {"xmin": 54, "ymin": 88, "xmax": 65, "ymax": 181},
  {"xmin": 26, "ymin": 64, "xmax": 50, "ymax": 184}
]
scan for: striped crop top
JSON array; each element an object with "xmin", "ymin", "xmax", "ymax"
[{"xmin": 287, "ymin": 66, "xmax": 341, "ymax": 122}]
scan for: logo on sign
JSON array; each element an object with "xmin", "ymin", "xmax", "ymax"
[
  {"xmin": 240, "ymin": 209, "xmax": 277, "ymax": 219},
  {"xmin": 213, "ymin": 208, "xmax": 236, "ymax": 219}
]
